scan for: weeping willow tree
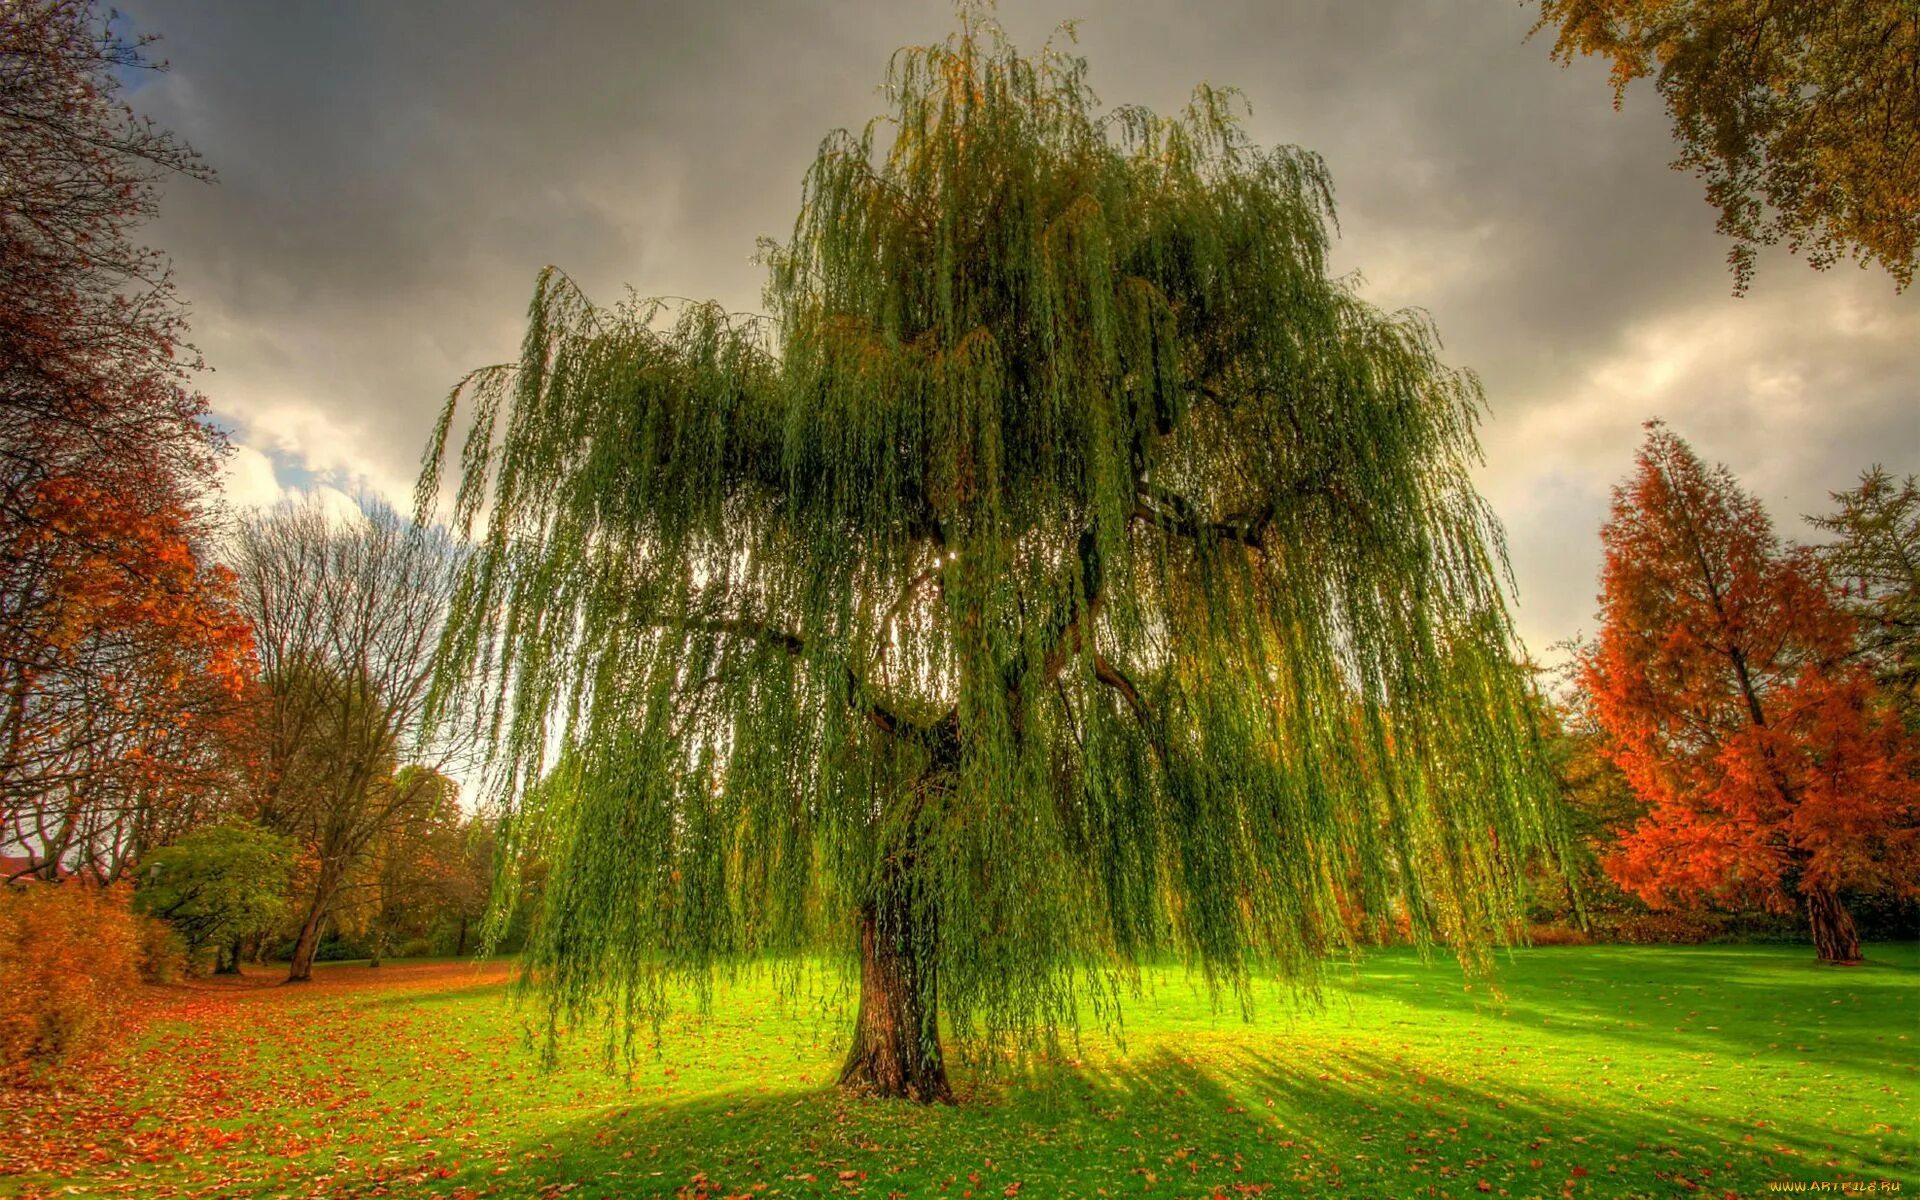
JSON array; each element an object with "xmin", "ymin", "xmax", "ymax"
[{"xmin": 419, "ymin": 17, "xmax": 1563, "ymax": 1103}]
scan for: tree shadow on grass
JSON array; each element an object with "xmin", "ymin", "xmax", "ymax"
[
  {"xmin": 445, "ymin": 1038, "xmax": 1915, "ymax": 1199},
  {"xmin": 1330, "ymin": 944, "xmax": 1920, "ymax": 1086},
  {"xmin": 355, "ymin": 972, "xmax": 524, "ymax": 1013}
]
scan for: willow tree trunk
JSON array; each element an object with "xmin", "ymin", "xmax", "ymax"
[
  {"xmin": 838, "ymin": 888, "xmax": 951, "ymax": 1103},
  {"xmin": 1806, "ymin": 887, "xmax": 1861, "ymax": 964}
]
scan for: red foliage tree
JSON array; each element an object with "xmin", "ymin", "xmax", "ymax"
[
  {"xmin": 1, "ymin": 2, "xmax": 251, "ymax": 876},
  {"xmin": 0, "ymin": 1, "xmax": 216, "ymax": 499},
  {"xmin": 1578, "ymin": 425, "xmax": 1920, "ymax": 963},
  {"xmin": 0, "ymin": 471, "xmax": 255, "ymax": 878}
]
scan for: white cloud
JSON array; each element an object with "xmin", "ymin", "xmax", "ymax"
[
  {"xmin": 1475, "ymin": 270, "xmax": 1920, "ymax": 662},
  {"xmin": 307, "ymin": 484, "xmax": 370, "ymax": 528},
  {"xmin": 219, "ymin": 439, "xmax": 387, "ymax": 533},
  {"xmin": 220, "ymin": 442, "xmax": 286, "ymax": 509}
]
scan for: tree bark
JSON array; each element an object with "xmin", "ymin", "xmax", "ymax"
[
  {"xmin": 1806, "ymin": 886, "xmax": 1862, "ymax": 964},
  {"xmin": 35, "ymin": 794, "xmax": 82, "ymax": 881},
  {"xmin": 286, "ymin": 892, "xmax": 328, "ymax": 982},
  {"xmin": 213, "ymin": 937, "xmax": 243, "ymax": 975},
  {"xmin": 286, "ymin": 859, "xmax": 349, "ymax": 982},
  {"xmin": 838, "ymin": 893, "xmax": 951, "ymax": 1104}
]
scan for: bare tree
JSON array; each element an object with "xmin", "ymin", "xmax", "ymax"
[{"xmin": 228, "ymin": 498, "xmax": 458, "ymax": 981}]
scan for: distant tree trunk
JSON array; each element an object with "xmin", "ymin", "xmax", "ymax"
[
  {"xmin": 214, "ymin": 937, "xmax": 243, "ymax": 975},
  {"xmin": 369, "ymin": 926, "xmax": 388, "ymax": 968},
  {"xmin": 286, "ymin": 882, "xmax": 334, "ymax": 982},
  {"xmin": 838, "ymin": 881, "xmax": 951, "ymax": 1104},
  {"xmin": 287, "ymin": 902, "xmax": 323, "ymax": 981},
  {"xmin": 454, "ymin": 913, "xmax": 469, "ymax": 957},
  {"xmin": 35, "ymin": 794, "xmax": 83, "ymax": 880},
  {"xmin": 287, "ymin": 858, "xmax": 351, "ymax": 982},
  {"xmin": 1806, "ymin": 886, "xmax": 1862, "ymax": 964}
]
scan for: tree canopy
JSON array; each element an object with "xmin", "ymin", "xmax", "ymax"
[
  {"xmin": 230, "ymin": 499, "xmax": 459, "ymax": 983},
  {"xmin": 0, "ymin": 0, "xmax": 247, "ymax": 881},
  {"xmin": 1532, "ymin": 0, "xmax": 1920, "ymax": 292},
  {"xmin": 134, "ymin": 822, "xmax": 294, "ymax": 970},
  {"xmin": 1813, "ymin": 468, "xmax": 1920, "ymax": 728},
  {"xmin": 421, "ymin": 19, "xmax": 1563, "ymax": 1099}
]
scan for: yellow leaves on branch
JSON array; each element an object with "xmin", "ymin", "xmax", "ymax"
[{"xmin": 1533, "ymin": 0, "xmax": 1920, "ymax": 291}]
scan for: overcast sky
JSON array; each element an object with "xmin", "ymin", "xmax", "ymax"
[{"xmin": 121, "ymin": 0, "xmax": 1919, "ymax": 660}]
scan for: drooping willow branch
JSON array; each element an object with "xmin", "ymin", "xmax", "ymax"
[{"xmin": 418, "ymin": 16, "xmax": 1570, "ymax": 1071}]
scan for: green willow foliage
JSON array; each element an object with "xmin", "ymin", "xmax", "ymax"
[{"xmin": 420, "ymin": 20, "xmax": 1564, "ymax": 1065}]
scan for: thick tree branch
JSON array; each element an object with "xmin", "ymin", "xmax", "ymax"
[
  {"xmin": 1133, "ymin": 481, "xmax": 1277, "ymax": 549},
  {"xmin": 689, "ymin": 616, "xmax": 914, "ymax": 739},
  {"xmin": 1091, "ymin": 653, "xmax": 1146, "ymax": 720}
]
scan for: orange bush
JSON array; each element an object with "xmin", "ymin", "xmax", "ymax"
[
  {"xmin": 136, "ymin": 916, "xmax": 188, "ymax": 984},
  {"xmin": 0, "ymin": 882, "xmax": 156, "ymax": 1070},
  {"xmin": 1584, "ymin": 910, "xmax": 1730, "ymax": 945},
  {"xmin": 1524, "ymin": 923, "xmax": 1595, "ymax": 947}
]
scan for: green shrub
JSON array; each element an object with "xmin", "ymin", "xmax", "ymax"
[{"xmin": 135, "ymin": 823, "xmax": 294, "ymax": 974}]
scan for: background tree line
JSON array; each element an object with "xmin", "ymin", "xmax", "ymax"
[
  {"xmin": 4, "ymin": 494, "xmax": 527, "ymax": 983},
  {"xmin": 0, "ymin": 0, "xmax": 510, "ymax": 993}
]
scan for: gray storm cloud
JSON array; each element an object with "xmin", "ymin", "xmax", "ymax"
[{"xmin": 122, "ymin": 0, "xmax": 1920, "ymax": 659}]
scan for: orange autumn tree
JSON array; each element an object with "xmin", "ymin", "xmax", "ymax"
[
  {"xmin": 1578, "ymin": 425, "xmax": 1920, "ymax": 962},
  {"xmin": 0, "ymin": 468, "xmax": 255, "ymax": 880},
  {"xmin": 0, "ymin": 1, "xmax": 250, "ymax": 877}
]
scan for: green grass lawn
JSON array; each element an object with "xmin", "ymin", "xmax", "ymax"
[{"xmin": 2, "ymin": 944, "xmax": 1914, "ymax": 1199}]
